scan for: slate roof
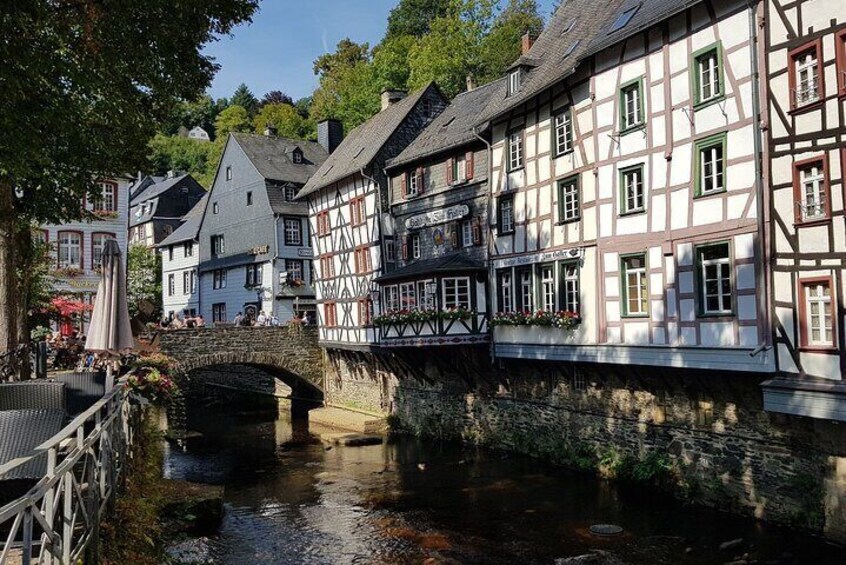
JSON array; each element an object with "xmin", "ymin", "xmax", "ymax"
[
  {"xmin": 478, "ymin": 0, "xmax": 703, "ymax": 127},
  {"xmin": 298, "ymin": 83, "xmax": 439, "ymax": 199},
  {"xmin": 131, "ymin": 173, "xmax": 193, "ymax": 205},
  {"xmin": 157, "ymin": 194, "xmax": 208, "ymax": 247},
  {"xmin": 386, "ymin": 78, "xmax": 507, "ymax": 171},
  {"xmin": 232, "ymin": 133, "xmax": 328, "ymax": 186},
  {"xmin": 375, "ymin": 253, "xmax": 486, "ymax": 283},
  {"xmin": 0, "ymin": 409, "xmax": 66, "ymax": 481}
]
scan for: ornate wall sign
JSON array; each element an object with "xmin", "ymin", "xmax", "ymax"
[
  {"xmin": 297, "ymin": 248, "xmax": 314, "ymax": 258},
  {"xmin": 249, "ymin": 244, "xmax": 270, "ymax": 255},
  {"xmin": 491, "ymin": 247, "xmax": 584, "ymax": 269},
  {"xmin": 432, "ymin": 228, "xmax": 445, "ymax": 247},
  {"xmin": 405, "ymin": 204, "xmax": 469, "ymax": 230}
]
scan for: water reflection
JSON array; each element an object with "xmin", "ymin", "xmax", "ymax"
[{"xmin": 163, "ymin": 404, "xmax": 842, "ymax": 565}]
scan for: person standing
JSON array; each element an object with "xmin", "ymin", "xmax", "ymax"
[
  {"xmin": 301, "ymin": 311, "xmax": 310, "ymax": 326},
  {"xmin": 256, "ymin": 310, "xmax": 267, "ymax": 326},
  {"xmin": 233, "ymin": 312, "xmax": 243, "ymax": 326}
]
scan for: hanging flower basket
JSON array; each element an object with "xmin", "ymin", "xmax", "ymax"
[
  {"xmin": 126, "ymin": 353, "xmax": 182, "ymax": 405},
  {"xmin": 491, "ymin": 310, "xmax": 581, "ymax": 330}
]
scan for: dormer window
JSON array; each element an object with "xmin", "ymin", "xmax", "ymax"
[
  {"xmin": 293, "ymin": 149, "xmax": 303, "ymax": 164},
  {"xmin": 508, "ymin": 69, "xmax": 522, "ymax": 96}
]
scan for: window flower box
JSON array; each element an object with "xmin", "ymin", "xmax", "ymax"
[{"xmin": 491, "ymin": 310, "xmax": 581, "ymax": 330}]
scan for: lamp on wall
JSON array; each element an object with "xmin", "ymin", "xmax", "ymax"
[{"xmin": 425, "ymin": 280, "xmax": 438, "ymax": 296}]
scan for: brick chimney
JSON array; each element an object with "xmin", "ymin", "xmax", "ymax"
[
  {"xmin": 317, "ymin": 119, "xmax": 344, "ymax": 155},
  {"xmin": 381, "ymin": 89, "xmax": 407, "ymax": 111},
  {"xmin": 521, "ymin": 32, "xmax": 537, "ymax": 55}
]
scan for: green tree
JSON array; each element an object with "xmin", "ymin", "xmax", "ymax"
[
  {"xmin": 162, "ymin": 95, "xmax": 229, "ymax": 139},
  {"xmin": 386, "ymin": 0, "xmax": 452, "ymax": 38},
  {"xmin": 127, "ymin": 245, "xmax": 162, "ymax": 319},
  {"xmin": 230, "ymin": 83, "xmax": 259, "ymax": 116},
  {"xmin": 310, "ymin": 39, "xmax": 380, "ymax": 131},
  {"xmin": 479, "ymin": 0, "xmax": 544, "ymax": 83},
  {"xmin": 0, "ymin": 0, "xmax": 257, "ymax": 351},
  {"xmin": 372, "ymin": 34, "xmax": 417, "ymax": 92},
  {"xmin": 214, "ymin": 105, "xmax": 252, "ymax": 138},
  {"xmin": 294, "ymin": 96, "xmax": 313, "ymax": 119},
  {"xmin": 253, "ymin": 103, "xmax": 314, "ymax": 140},
  {"xmin": 148, "ymin": 134, "xmax": 215, "ymax": 181},
  {"xmin": 260, "ymin": 90, "xmax": 294, "ymax": 107}
]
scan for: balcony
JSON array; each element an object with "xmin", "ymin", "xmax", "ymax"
[{"xmin": 376, "ymin": 309, "xmax": 489, "ymax": 347}]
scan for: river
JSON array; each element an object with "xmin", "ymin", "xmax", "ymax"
[{"xmin": 163, "ymin": 403, "xmax": 842, "ymax": 565}]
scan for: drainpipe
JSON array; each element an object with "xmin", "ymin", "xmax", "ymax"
[
  {"xmin": 360, "ymin": 167, "xmax": 384, "ymax": 344},
  {"xmin": 747, "ymin": 0, "xmax": 773, "ymax": 363},
  {"xmin": 473, "ymin": 125, "xmax": 495, "ymax": 365},
  {"xmin": 273, "ymin": 214, "xmax": 281, "ymax": 317}
]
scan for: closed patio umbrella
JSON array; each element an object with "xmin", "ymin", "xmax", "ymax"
[{"xmin": 85, "ymin": 239, "xmax": 133, "ymax": 388}]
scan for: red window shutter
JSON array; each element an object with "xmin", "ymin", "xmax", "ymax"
[
  {"xmin": 401, "ymin": 173, "xmax": 407, "ymax": 197},
  {"xmin": 416, "ymin": 167, "xmax": 425, "ymax": 194},
  {"xmin": 354, "ymin": 249, "xmax": 360, "ymax": 273},
  {"xmin": 401, "ymin": 241, "xmax": 408, "ymax": 260},
  {"xmin": 466, "ymin": 151, "xmax": 474, "ymax": 180},
  {"xmin": 349, "ymin": 202, "xmax": 355, "ymax": 225},
  {"xmin": 446, "ymin": 158, "xmax": 454, "ymax": 185},
  {"xmin": 472, "ymin": 217, "xmax": 482, "ymax": 245},
  {"xmin": 450, "ymin": 222, "xmax": 459, "ymax": 248}
]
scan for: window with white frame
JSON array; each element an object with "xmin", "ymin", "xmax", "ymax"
[
  {"xmin": 695, "ymin": 46, "xmax": 722, "ymax": 105},
  {"xmin": 696, "ymin": 135, "xmax": 725, "ymax": 196},
  {"xmin": 184, "ymin": 241, "xmax": 193, "ymax": 257},
  {"xmin": 416, "ymin": 280, "xmax": 434, "ymax": 310},
  {"xmin": 407, "ymin": 170, "xmax": 420, "ymax": 196},
  {"xmin": 499, "ymin": 270, "xmax": 514, "ymax": 312},
  {"xmin": 803, "ymin": 280, "xmax": 834, "ymax": 347},
  {"xmin": 284, "ymin": 186, "xmax": 297, "ymax": 202},
  {"xmin": 225, "ymin": 166, "xmax": 232, "ymax": 181},
  {"xmin": 91, "ymin": 233, "xmax": 114, "ymax": 268},
  {"xmin": 411, "ymin": 233, "xmax": 421, "ymax": 260},
  {"xmin": 58, "ymin": 232, "xmax": 82, "ymax": 269},
  {"xmin": 622, "ymin": 254, "xmax": 648, "ymax": 316},
  {"xmin": 799, "ymin": 160, "xmax": 827, "ymax": 220},
  {"xmin": 246, "ymin": 264, "xmax": 263, "ymax": 287},
  {"xmin": 793, "ymin": 47, "xmax": 820, "ymax": 106},
  {"xmin": 213, "ymin": 202, "xmax": 219, "ymax": 214},
  {"xmin": 320, "ymin": 255, "xmax": 335, "ymax": 279},
  {"xmin": 562, "ymin": 262, "xmax": 580, "ymax": 314},
  {"xmin": 399, "ymin": 282, "xmax": 417, "ymax": 310},
  {"xmin": 385, "ymin": 238, "xmax": 395, "ymax": 263},
  {"xmin": 461, "ymin": 220, "xmax": 473, "ymax": 247},
  {"xmin": 285, "ymin": 259, "xmax": 304, "ymax": 283},
  {"xmin": 213, "ymin": 269, "xmax": 227, "ymax": 289},
  {"xmin": 284, "ymin": 218, "xmax": 302, "ymax": 246},
  {"xmin": 697, "ymin": 243, "xmax": 732, "ymax": 315},
  {"xmin": 554, "ymin": 109, "xmax": 573, "ymax": 155},
  {"xmin": 182, "ymin": 270, "xmax": 196, "ymax": 294},
  {"xmin": 538, "ymin": 264, "xmax": 556, "ymax": 312},
  {"xmin": 451, "ymin": 154, "xmax": 468, "ymax": 184},
  {"xmin": 621, "ymin": 165, "xmax": 645, "ymax": 213},
  {"xmin": 558, "ymin": 176, "xmax": 580, "ymax": 222},
  {"xmin": 94, "ymin": 182, "xmax": 117, "ymax": 212},
  {"xmin": 508, "ymin": 131, "xmax": 523, "ymax": 171},
  {"xmin": 384, "ymin": 285, "xmax": 399, "ymax": 311},
  {"xmin": 508, "ymin": 69, "xmax": 521, "ymax": 95},
  {"xmin": 212, "ymin": 303, "xmax": 226, "ymax": 323},
  {"xmin": 498, "ymin": 196, "xmax": 514, "ymax": 233},
  {"xmin": 518, "ymin": 269, "xmax": 533, "ymax": 311},
  {"xmin": 442, "ymin": 277, "xmax": 471, "ymax": 310},
  {"xmin": 167, "ymin": 274, "xmax": 175, "ymax": 297},
  {"xmin": 620, "ymin": 79, "xmax": 643, "ymax": 131},
  {"xmin": 211, "ymin": 234, "xmax": 225, "ymax": 255}
]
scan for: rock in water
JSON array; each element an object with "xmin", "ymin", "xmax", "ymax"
[
  {"xmin": 719, "ymin": 538, "xmax": 744, "ymax": 551},
  {"xmin": 164, "ymin": 537, "xmax": 216, "ymax": 564},
  {"xmin": 555, "ymin": 550, "xmax": 630, "ymax": 564}
]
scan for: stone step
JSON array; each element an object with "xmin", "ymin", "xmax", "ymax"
[
  {"xmin": 309, "ymin": 405, "xmax": 387, "ymax": 434},
  {"xmin": 319, "ymin": 432, "xmax": 385, "ymax": 447}
]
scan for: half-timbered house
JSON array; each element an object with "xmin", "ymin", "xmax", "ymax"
[
  {"xmin": 759, "ymin": 0, "xmax": 846, "ymax": 421},
  {"xmin": 297, "ymin": 84, "xmax": 448, "ymax": 349}
]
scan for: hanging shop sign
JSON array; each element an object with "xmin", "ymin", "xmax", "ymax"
[{"xmin": 405, "ymin": 204, "xmax": 469, "ymax": 230}]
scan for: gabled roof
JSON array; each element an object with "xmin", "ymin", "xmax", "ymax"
[
  {"xmin": 157, "ymin": 194, "xmax": 208, "ymax": 247},
  {"xmin": 298, "ymin": 83, "xmax": 442, "ymax": 199},
  {"xmin": 386, "ymin": 78, "xmax": 506, "ymax": 171},
  {"xmin": 130, "ymin": 173, "xmax": 193, "ymax": 205},
  {"xmin": 231, "ymin": 133, "xmax": 327, "ymax": 186}
]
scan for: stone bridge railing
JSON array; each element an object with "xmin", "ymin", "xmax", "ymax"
[{"xmin": 158, "ymin": 326, "xmax": 324, "ymax": 395}]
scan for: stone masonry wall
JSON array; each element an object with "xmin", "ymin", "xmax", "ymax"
[{"xmin": 327, "ymin": 346, "xmax": 846, "ymax": 543}]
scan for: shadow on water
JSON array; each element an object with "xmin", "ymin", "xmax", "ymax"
[{"xmin": 163, "ymin": 400, "xmax": 843, "ymax": 565}]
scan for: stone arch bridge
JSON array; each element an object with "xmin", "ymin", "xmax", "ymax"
[{"xmin": 158, "ymin": 326, "xmax": 325, "ymax": 401}]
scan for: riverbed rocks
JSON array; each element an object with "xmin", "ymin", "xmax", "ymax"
[
  {"xmin": 159, "ymin": 480, "xmax": 224, "ymax": 536},
  {"xmin": 554, "ymin": 550, "xmax": 630, "ymax": 564},
  {"xmin": 164, "ymin": 537, "xmax": 217, "ymax": 565}
]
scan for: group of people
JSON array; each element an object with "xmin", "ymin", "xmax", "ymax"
[
  {"xmin": 47, "ymin": 331, "xmax": 85, "ymax": 369},
  {"xmin": 232, "ymin": 310, "xmax": 310, "ymax": 327},
  {"xmin": 159, "ymin": 313, "xmax": 205, "ymax": 330}
]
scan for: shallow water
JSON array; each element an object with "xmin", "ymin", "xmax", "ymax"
[{"xmin": 163, "ymin": 405, "xmax": 842, "ymax": 564}]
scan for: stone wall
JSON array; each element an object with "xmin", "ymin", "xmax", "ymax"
[
  {"xmin": 323, "ymin": 349, "xmax": 398, "ymax": 414},
  {"xmin": 327, "ymin": 346, "xmax": 846, "ymax": 543}
]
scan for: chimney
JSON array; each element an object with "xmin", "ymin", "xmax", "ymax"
[
  {"xmin": 466, "ymin": 74, "xmax": 476, "ymax": 92},
  {"xmin": 381, "ymin": 89, "xmax": 407, "ymax": 111},
  {"xmin": 317, "ymin": 119, "xmax": 344, "ymax": 155},
  {"xmin": 264, "ymin": 125, "xmax": 278, "ymax": 137},
  {"xmin": 521, "ymin": 32, "xmax": 537, "ymax": 55}
]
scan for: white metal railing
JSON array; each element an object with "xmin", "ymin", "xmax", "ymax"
[{"xmin": 0, "ymin": 383, "xmax": 137, "ymax": 565}]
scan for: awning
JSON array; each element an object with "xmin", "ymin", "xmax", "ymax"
[{"xmin": 375, "ymin": 253, "xmax": 486, "ymax": 284}]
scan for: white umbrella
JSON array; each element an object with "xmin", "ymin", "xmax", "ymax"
[{"xmin": 85, "ymin": 239, "xmax": 134, "ymax": 388}]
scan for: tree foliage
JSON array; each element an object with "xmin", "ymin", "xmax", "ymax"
[
  {"xmin": 479, "ymin": 0, "xmax": 544, "ymax": 83},
  {"xmin": 386, "ymin": 0, "xmax": 452, "ymax": 38},
  {"xmin": 148, "ymin": 134, "xmax": 215, "ymax": 181},
  {"xmin": 214, "ymin": 105, "xmax": 252, "ymax": 138},
  {"xmin": 253, "ymin": 103, "xmax": 314, "ymax": 140},
  {"xmin": 310, "ymin": 39, "xmax": 380, "ymax": 131},
  {"xmin": 127, "ymin": 245, "xmax": 162, "ymax": 319},
  {"xmin": 230, "ymin": 83, "xmax": 259, "ymax": 116},
  {"xmin": 260, "ymin": 90, "xmax": 294, "ymax": 107}
]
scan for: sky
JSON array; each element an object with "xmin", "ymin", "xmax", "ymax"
[{"xmin": 204, "ymin": 0, "xmax": 559, "ymax": 102}]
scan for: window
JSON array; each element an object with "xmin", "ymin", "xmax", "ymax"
[
  {"xmin": 508, "ymin": 131, "xmax": 524, "ymax": 171},
  {"xmin": 400, "ymin": 282, "xmax": 417, "ymax": 310},
  {"xmin": 405, "ymin": 168, "xmax": 423, "ymax": 197},
  {"xmin": 837, "ymin": 29, "xmax": 846, "ymax": 97},
  {"xmin": 213, "ymin": 269, "xmax": 227, "ymax": 289},
  {"xmin": 317, "ymin": 211, "xmax": 330, "ymax": 236},
  {"xmin": 384, "ymin": 238, "xmax": 395, "ymax": 263},
  {"xmin": 410, "ymin": 233, "xmax": 421, "ymax": 260},
  {"xmin": 284, "ymin": 186, "xmax": 298, "ymax": 202},
  {"xmin": 246, "ymin": 264, "xmax": 263, "ymax": 287},
  {"xmin": 421, "ymin": 98, "xmax": 433, "ymax": 118},
  {"xmin": 35, "ymin": 230, "xmax": 48, "ymax": 245},
  {"xmin": 168, "ymin": 245, "xmax": 174, "ymax": 261},
  {"xmin": 320, "ymin": 255, "xmax": 335, "ymax": 279},
  {"xmin": 246, "ymin": 191, "xmax": 253, "ymax": 206},
  {"xmin": 350, "ymin": 197, "xmax": 365, "ymax": 226},
  {"xmin": 448, "ymin": 153, "xmax": 472, "ymax": 185},
  {"xmin": 212, "ymin": 303, "xmax": 227, "ymax": 323},
  {"xmin": 608, "ymin": 5, "xmax": 639, "ymax": 33},
  {"xmin": 461, "ymin": 220, "xmax": 473, "ymax": 247},
  {"xmin": 620, "ymin": 165, "xmax": 645, "ymax": 214},
  {"xmin": 553, "ymin": 108, "xmax": 573, "ymax": 156},
  {"xmin": 354, "ymin": 246, "xmax": 371, "ymax": 274},
  {"xmin": 324, "ymin": 302, "xmax": 338, "ymax": 327},
  {"xmin": 508, "ymin": 69, "xmax": 521, "ymax": 96},
  {"xmin": 620, "ymin": 78, "xmax": 644, "ymax": 132},
  {"xmin": 694, "ymin": 133, "xmax": 726, "ymax": 196},
  {"xmin": 558, "ymin": 176, "xmax": 580, "ymax": 223},
  {"xmin": 417, "ymin": 280, "xmax": 435, "ymax": 310},
  {"xmin": 442, "ymin": 277, "xmax": 471, "ymax": 310},
  {"xmin": 498, "ymin": 270, "xmax": 514, "ymax": 313},
  {"xmin": 184, "ymin": 242, "xmax": 193, "ymax": 257},
  {"xmin": 167, "ymin": 274, "xmax": 175, "ymax": 297},
  {"xmin": 789, "ymin": 40, "xmax": 823, "ymax": 109},
  {"xmin": 293, "ymin": 149, "xmax": 303, "ymax": 164},
  {"xmin": 94, "ymin": 181, "xmax": 118, "ymax": 212},
  {"xmin": 211, "ymin": 235, "xmax": 225, "ymax": 255},
  {"xmin": 358, "ymin": 299, "xmax": 372, "ymax": 326},
  {"xmin": 183, "ymin": 270, "xmax": 196, "ymax": 294},
  {"xmin": 384, "ymin": 286, "xmax": 399, "ymax": 311},
  {"xmin": 213, "ymin": 202, "xmax": 219, "ymax": 214},
  {"xmin": 800, "ymin": 278, "xmax": 835, "ymax": 348},
  {"xmin": 225, "ymin": 166, "xmax": 232, "ymax": 181},
  {"xmin": 518, "ymin": 269, "xmax": 533, "ymax": 311},
  {"xmin": 697, "ymin": 243, "xmax": 732, "ymax": 315},
  {"xmin": 57, "ymin": 231, "xmax": 82, "ymax": 269},
  {"xmin": 284, "ymin": 218, "xmax": 302, "ymax": 246},
  {"xmin": 794, "ymin": 156, "xmax": 830, "ymax": 223},
  {"xmin": 498, "ymin": 196, "xmax": 515, "ymax": 234},
  {"xmin": 622, "ymin": 254, "xmax": 648, "ymax": 317},
  {"xmin": 692, "ymin": 43, "xmax": 724, "ymax": 107},
  {"xmin": 561, "ymin": 262, "xmax": 580, "ymax": 314},
  {"xmin": 538, "ymin": 264, "xmax": 556, "ymax": 312},
  {"xmin": 91, "ymin": 233, "xmax": 114, "ymax": 268},
  {"xmin": 285, "ymin": 259, "xmax": 304, "ymax": 283}
]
